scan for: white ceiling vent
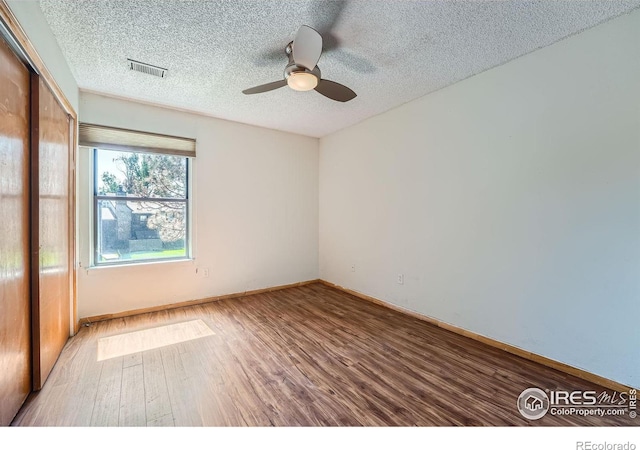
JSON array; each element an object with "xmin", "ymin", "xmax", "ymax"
[{"xmin": 127, "ymin": 59, "xmax": 167, "ymax": 78}]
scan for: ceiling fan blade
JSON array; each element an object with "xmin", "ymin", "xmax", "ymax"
[
  {"xmin": 242, "ymin": 80, "xmax": 287, "ymax": 95},
  {"xmin": 292, "ymin": 25, "xmax": 322, "ymax": 70},
  {"xmin": 314, "ymin": 79, "xmax": 356, "ymax": 102}
]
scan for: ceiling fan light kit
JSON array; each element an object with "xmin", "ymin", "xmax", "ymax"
[
  {"xmin": 286, "ymin": 71, "xmax": 318, "ymax": 91},
  {"xmin": 243, "ymin": 25, "xmax": 356, "ymax": 102}
]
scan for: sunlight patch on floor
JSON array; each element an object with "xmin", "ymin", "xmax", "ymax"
[{"xmin": 97, "ymin": 319, "xmax": 215, "ymax": 361}]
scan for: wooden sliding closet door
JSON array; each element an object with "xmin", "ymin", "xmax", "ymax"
[
  {"xmin": 31, "ymin": 77, "xmax": 71, "ymax": 390},
  {"xmin": 0, "ymin": 36, "xmax": 31, "ymax": 425}
]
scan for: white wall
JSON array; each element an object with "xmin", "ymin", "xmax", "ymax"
[
  {"xmin": 78, "ymin": 92, "xmax": 318, "ymax": 318},
  {"xmin": 319, "ymin": 10, "xmax": 640, "ymax": 387},
  {"xmin": 6, "ymin": 0, "xmax": 78, "ymax": 111}
]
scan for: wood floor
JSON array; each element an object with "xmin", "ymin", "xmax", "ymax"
[{"xmin": 12, "ymin": 283, "xmax": 634, "ymax": 426}]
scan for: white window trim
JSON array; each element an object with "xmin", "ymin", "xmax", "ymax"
[{"xmin": 89, "ymin": 146, "xmax": 195, "ymax": 268}]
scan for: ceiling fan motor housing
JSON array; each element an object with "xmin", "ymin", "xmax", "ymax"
[{"xmin": 284, "ymin": 63, "xmax": 320, "ymax": 80}]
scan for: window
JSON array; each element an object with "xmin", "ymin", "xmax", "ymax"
[{"xmin": 81, "ymin": 123, "xmax": 195, "ymax": 266}]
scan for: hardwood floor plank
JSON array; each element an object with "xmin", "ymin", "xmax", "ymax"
[
  {"xmin": 160, "ymin": 344, "xmax": 203, "ymax": 426},
  {"xmin": 142, "ymin": 349, "xmax": 173, "ymax": 425},
  {"xmin": 50, "ymin": 344, "xmax": 102, "ymax": 425},
  {"xmin": 123, "ymin": 352, "xmax": 142, "ymax": 369},
  {"xmin": 91, "ymin": 356, "xmax": 123, "ymax": 426},
  {"xmin": 119, "ymin": 364, "xmax": 146, "ymax": 426},
  {"xmin": 13, "ymin": 282, "xmax": 635, "ymax": 427},
  {"xmin": 148, "ymin": 413, "xmax": 174, "ymax": 427}
]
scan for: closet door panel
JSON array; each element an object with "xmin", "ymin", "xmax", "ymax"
[
  {"xmin": 0, "ymin": 35, "xmax": 31, "ymax": 425},
  {"xmin": 33, "ymin": 77, "xmax": 71, "ymax": 389}
]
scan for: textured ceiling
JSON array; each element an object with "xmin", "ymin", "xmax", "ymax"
[{"xmin": 38, "ymin": 0, "xmax": 640, "ymax": 138}]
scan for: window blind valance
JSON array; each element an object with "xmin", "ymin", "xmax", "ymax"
[{"xmin": 79, "ymin": 123, "xmax": 196, "ymax": 157}]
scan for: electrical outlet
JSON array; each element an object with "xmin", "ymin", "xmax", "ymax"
[
  {"xmin": 203, "ymin": 268, "xmax": 210, "ymax": 278},
  {"xmin": 397, "ymin": 274, "xmax": 404, "ymax": 285},
  {"xmin": 351, "ymin": 264, "xmax": 356, "ymax": 272}
]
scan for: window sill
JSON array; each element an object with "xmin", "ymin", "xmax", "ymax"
[{"xmin": 84, "ymin": 257, "xmax": 195, "ymax": 274}]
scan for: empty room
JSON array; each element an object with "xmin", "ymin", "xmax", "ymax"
[{"xmin": 0, "ymin": 0, "xmax": 638, "ymax": 441}]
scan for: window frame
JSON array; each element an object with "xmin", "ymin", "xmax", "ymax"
[{"xmin": 92, "ymin": 146, "xmax": 192, "ymax": 267}]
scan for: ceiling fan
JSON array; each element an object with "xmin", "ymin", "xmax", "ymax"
[{"xmin": 242, "ymin": 25, "xmax": 357, "ymax": 102}]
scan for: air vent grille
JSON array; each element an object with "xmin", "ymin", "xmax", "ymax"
[{"xmin": 127, "ymin": 59, "xmax": 167, "ymax": 78}]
